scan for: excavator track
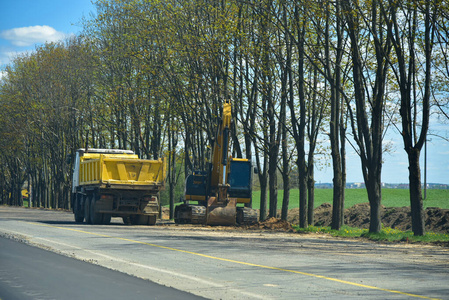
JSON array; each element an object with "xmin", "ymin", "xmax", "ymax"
[
  {"xmin": 191, "ymin": 205, "xmax": 207, "ymax": 224},
  {"xmin": 174, "ymin": 203, "xmax": 258, "ymax": 225},
  {"xmin": 174, "ymin": 204, "xmax": 206, "ymax": 224},
  {"xmin": 237, "ymin": 207, "xmax": 258, "ymax": 225}
]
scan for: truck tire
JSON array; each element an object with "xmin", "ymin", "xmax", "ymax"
[
  {"xmin": 84, "ymin": 195, "xmax": 91, "ymax": 224},
  {"xmin": 90, "ymin": 195, "xmax": 103, "ymax": 225},
  {"xmin": 75, "ymin": 213, "xmax": 84, "ymax": 223},
  {"xmin": 102, "ymin": 214, "xmax": 111, "ymax": 225},
  {"xmin": 148, "ymin": 215, "xmax": 157, "ymax": 225},
  {"xmin": 74, "ymin": 194, "xmax": 84, "ymax": 223},
  {"xmin": 129, "ymin": 215, "xmax": 157, "ymax": 225},
  {"xmin": 130, "ymin": 215, "xmax": 146, "ymax": 225}
]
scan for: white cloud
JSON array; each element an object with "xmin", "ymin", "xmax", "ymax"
[
  {"xmin": 0, "ymin": 25, "xmax": 66, "ymax": 47},
  {"xmin": 0, "ymin": 46, "xmax": 33, "ymax": 68},
  {"xmin": 0, "ymin": 48, "xmax": 11, "ymax": 66}
]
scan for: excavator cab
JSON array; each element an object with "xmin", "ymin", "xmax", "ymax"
[
  {"xmin": 228, "ymin": 159, "xmax": 252, "ymax": 200},
  {"xmin": 184, "ymin": 171, "xmax": 208, "ymax": 202}
]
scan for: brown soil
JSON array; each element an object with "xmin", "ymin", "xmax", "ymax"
[
  {"xmin": 287, "ymin": 203, "xmax": 449, "ymax": 234},
  {"xmin": 246, "ymin": 217, "xmax": 294, "ymax": 231},
  {"xmin": 162, "ymin": 203, "xmax": 449, "ymax": 234}
]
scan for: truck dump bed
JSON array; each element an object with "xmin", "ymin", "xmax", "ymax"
[
  {"xmin": 72, "ymin": 149, "xmax": 165, "ymax": 225},
  {"xmin": 79, "ymin": 152, "xmax": 165, "ymax": 190}
]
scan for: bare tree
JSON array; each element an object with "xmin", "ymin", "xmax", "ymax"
[
  {"xmin": 342, "ymin": 0, "xmax": 392, "ymax": 233},
  {"xmin": 384, "ymin": 0, "xmax": 436, "ymax": 235}
]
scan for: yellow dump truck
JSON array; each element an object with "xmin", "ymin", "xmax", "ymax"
[{"xmin": 71, "ymin": 148, "xmax": 165, "ymax": 225}]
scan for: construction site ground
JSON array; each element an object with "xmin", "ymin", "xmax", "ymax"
[{"xmin": 162, "ymin": 202, "xmax": 449, "ymax": 236}]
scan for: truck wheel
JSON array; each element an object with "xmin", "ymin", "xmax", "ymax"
[
  {"xmin": 90, "ymin": 195, "xmax": 103, "ymax": 225},
  {"xmin": 75, "ymin": 214, "xmax": 84, "ymax": 223},
  {"xmin": 130, "ymin": 215, "xmax": 145, "ymax": 225},
  {"xmin": 102, "ymin": 214, "xmax": 111, "ymax": 225},
  {"xmin": 74, "ymin": 195, "xmax": 84, "ymax": 223},
  {"xmin": 84, "ymin": 195, "xmax": 91, "ymax": 224},
  {"xmin": 122, "ymin": 216, "xmax": 132, "ymax": 225},
  {"xmin": 148, "ymin": 215, "xmax": 157, "ymax": 225},
  {"xmin": 130, "ymin": 215, "xmax": 155, "ymax": 225}
]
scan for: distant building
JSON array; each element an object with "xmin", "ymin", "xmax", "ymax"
[
  {"xmin": 315, "ymin": 183, "xmax": 333, "ymax": 189},
  {"xmin": 346, "ymin": 182, "xmax": 365, "ymax": 189}
]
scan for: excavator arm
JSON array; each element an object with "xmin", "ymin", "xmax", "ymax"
[
  {"xmin": 206, "ymin": 101, "xmax": 237, "ymax": 225},
  {"xmin": 209, "ymin": 101, "xmax": 232, "ymax": 189}
]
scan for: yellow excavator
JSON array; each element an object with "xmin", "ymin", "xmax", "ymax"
[{"xmin": 174, "ymin": 101, "xmax": 258, "ymax": 225}]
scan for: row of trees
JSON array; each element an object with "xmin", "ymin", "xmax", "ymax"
[{"xmin": 1, "ymin": 0, "xmax": 448, "ymax": 236}]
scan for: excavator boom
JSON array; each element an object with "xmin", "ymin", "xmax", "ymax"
[{"xmin": 204, "ymin": 101, "xmax": 236, "ymax": 225}]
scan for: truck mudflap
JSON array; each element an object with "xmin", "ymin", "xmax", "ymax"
[{"xmin": 206, "ymin": 197, "xmax": 237, "ymax": 226}]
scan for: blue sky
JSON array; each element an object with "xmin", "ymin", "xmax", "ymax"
[
  {"xmin": 333, "ymin": 127, "xmax": 449, "ymax": 185},
  {"xmin": 0, "ymin": 0, "xmax": 95, "ymax": 68},
  {"xmin": 0, "ymin": 1, "xmax": 448, "ymax": 184}
]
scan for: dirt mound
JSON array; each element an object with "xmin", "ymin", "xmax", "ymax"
[
  {"xmin": 161, "ymin": 207, "xmax": 170, "ymax": 219},
  {"xmin": 298, "ymin": 202, "xmax": 449, "ymax": 234},
  {"xmin": 247, "ymin": 217, "xmax": 294, "ymax": 231}
]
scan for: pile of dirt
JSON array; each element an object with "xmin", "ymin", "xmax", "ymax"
[
  {"xmin": 246, "ymin": 217, "xmax": 294, "ymax": 231},
  {"xmin": 161, "ymin": 207, "xmax": 170, "ymax": 220},
  {"xmin": 296, "ymin": 202, "xmax": 449, "ymax": 234}
]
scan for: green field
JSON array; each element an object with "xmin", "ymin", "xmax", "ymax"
[
  {"xmin": 21, "ymin": 188, "xmax": 448, "ymax": 210},
  {"xmin": 252, "ymin": 188, "xmax": 449, "ymax": 210}
]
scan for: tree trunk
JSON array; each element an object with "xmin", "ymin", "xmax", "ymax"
[
  {"xmin": 281, "ymin": 174, "xmax": 290, "ymax": 221},
  {"xmin": 323, "ymin": 0, "xmax": 344, "ymax": 230},
  {"xmin": 268, "ymin": 159, "xmax": 278, "ymax": 218},
  {"xmin": 255, "ymin": 139, "xmax": 269, "ymax": 221},
  {"xmin": 367, "ymin": 178, "xmax": 382, "ymax": 233},
  {"xmin": 293, "ymin": 4, "xmax": 308, "ymax": 228},
  {"xmin": 168, "ymin": 123, "xmax": 176, "ymax": 220},
  {"xmin": 331, "ymin": 161, "xmax": 343, "ymax": 230},
  {"xmin": 340, "ymin": 118, "xmax": 346, "ymax": 227},
  {"xmin": 280, "ymin": 96, "xmax": 290, "ymax": 221},
  {"xmin": 259, "ymin": 178, "xmax": 268, "ymax": 221},
  {"xmin": 408, "ymin": 148, "xmax": 425, "ymax": 236},
  {"xmin": 307, "ymin": 164, "xmax": 315, "ymax": 225},
  {"xmin": 298, "ymin": 166, "xmax": 307, "ymax": 228}
]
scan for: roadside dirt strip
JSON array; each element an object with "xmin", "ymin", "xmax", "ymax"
[{"xmin": 1, "ymin": 206, "xmax": 448, "ymax": 300}]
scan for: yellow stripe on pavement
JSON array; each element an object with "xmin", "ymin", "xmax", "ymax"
[{"xmin": 27, "ymin": 222, "xmax": 441, "ymax": 300}]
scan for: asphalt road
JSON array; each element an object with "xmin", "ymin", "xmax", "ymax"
[
  {"xmin": 0, "ymin": 237, "xmax": 203, "ymax": 300},
  {"xmin": 0, "ymin": 206, "xmax": 448, "ymax": 300}
]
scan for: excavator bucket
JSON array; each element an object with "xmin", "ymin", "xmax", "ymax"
[{"xmin": 206, "ymin": 197, "xmax": 237, "ymax": 226}]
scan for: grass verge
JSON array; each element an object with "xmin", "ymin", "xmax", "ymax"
[
  {"xmin": 252, "ymin": 188, "xmax": 449, "ymax": 209},
  {"xmin": 296, "ymin": 225, "xmax": 449, "ymax": 245}
]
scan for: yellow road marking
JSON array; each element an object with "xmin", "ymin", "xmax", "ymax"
[{"xmin": 27, "ymin": 222, "xmax": 441, "ymax": 300}]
